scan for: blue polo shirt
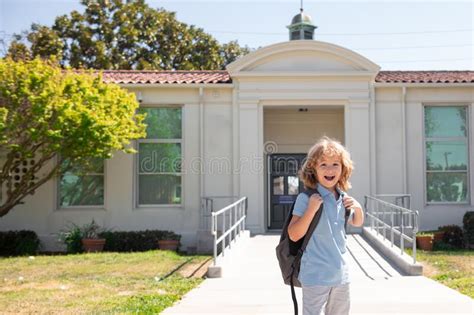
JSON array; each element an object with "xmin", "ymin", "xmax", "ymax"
[{"xmin": 292, "ymin": 183, "xmax": 352, "ymax": 286}]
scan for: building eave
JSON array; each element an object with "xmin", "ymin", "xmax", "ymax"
[
  {"xmin": 118, "ymin": 83, "xmax": 234, "ymax": 88},
  {"xmin": 374, "ymin": 83, "xmax": 474, "ymax": 88}
]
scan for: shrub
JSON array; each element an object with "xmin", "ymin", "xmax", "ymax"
[
  {"xmin": 0, "ymin": 230, "xmax": 41, "ymax": 256},
  {"xmin": 161, "ymin": 230, "xmax": 181, "ymax": 241},
  {"xmin": 101, "ymin": 230, "xmax": 181, "ymax": 252},
  {"xmin": 58, "ymin": 225, "xmax": 182, "ymax": 253},
  {"xmin": 438, "ymin": 225, "xmax": 464, "ymax": 249},
  {"xmin": 432, "ymin": 241, "xmax": 459, "ymax": 251},
  {"xmin": 462, "ymin": 211, "xmax": 474, "ymax": 248},
  {"xmin": 57, "ymin": 223, "xmax": 84, "ymax": 254}
]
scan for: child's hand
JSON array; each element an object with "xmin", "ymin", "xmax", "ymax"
[
  {"xmin": 343, "ymin": 195, "xmax": 361, "ymax": 209},
  {"xmin": 343, "ymin": 195, "xmax": 364, "ymax": 226},
  {"xmin": 308, "ymin": 193, "xmax": 323, "ymax": 212}
]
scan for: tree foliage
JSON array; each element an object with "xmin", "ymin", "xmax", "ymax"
[
  {"xmin": 7, "ymin": 0, "xmax": 250, "ymax": 70},
  {"xmin": 0, "ymin": 57, "xmax": 146, "ymax": 217}
]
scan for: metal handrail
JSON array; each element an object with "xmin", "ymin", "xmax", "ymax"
[
  {"xmin": 201, "ymin": 196, "xmax": 239, "ymax": 230},
  {"xmin": 374, "ymin": 194, "xmax": 411, "ymax": 209},
  {"xmin": 364, "ymin": 195, "xmax": 419, "ymax": 264},
  {"xmin": 211, "ymin": 196, "xmax": 248, "ymax": 266}
]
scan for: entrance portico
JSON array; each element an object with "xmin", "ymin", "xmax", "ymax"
[{"xmin": 226, "ymin": 40, "xmax": 380, "ymax": 233}]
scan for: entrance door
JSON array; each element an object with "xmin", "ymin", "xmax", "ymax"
[{"xmin": 267, "ymin": 153, "xmax": 307, "ymax": 229}]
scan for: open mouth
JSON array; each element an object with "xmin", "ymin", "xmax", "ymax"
[{"xmin": 324, "ymin": 175, "xmax": 336, "ymax": 181}]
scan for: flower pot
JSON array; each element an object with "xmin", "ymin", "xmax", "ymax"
[
  {"xmin": 82, "ymin": 238, "xmax": 106, "ymax": 252},
  {"xmin": 433, "ymin": 231, "xmax": 445, "ymax": 243},
  {"xmin": 416, "ymin": 235, "xmax": 433, "ymax": 251},
  {"xmin": 157, "ymin": 239, "xmax": 179, "ymax": 251}
]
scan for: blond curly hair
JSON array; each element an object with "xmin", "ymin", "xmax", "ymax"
[{"xmin": 298, "ymin": 136, "xmax": 354, "ymax": 192}]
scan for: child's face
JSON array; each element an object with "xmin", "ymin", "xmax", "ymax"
[{"xmin": 315, "ymin": 154, "xmax": 342, "ymax": 190}]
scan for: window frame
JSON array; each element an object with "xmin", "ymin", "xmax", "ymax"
[
  {"xmin": 56, "ymin": 155, "xmax": 107, "ymax": 210},
  {"xmin": 422, "ymin": 104, "xmax": 470, "ymax": 205},
  {"xmin": 134, "ymin": 105, "xmax": 184, "ymax": 208}
]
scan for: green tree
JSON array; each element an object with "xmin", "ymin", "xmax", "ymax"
[
  {"xmin": 0, "ymin": 57, "xmax": 146, "ymax": 217},
  {"xmin": 9, "ymin": 0, "xmax": 250, "ymax": 70},
  {"xmin": 5, "ymin": 38, "xmax": 32, "ymax": 62}
]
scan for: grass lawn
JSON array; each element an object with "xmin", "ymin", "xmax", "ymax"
[
  {"xmin": 0, "ymin": 250, "xmax": 212, "ymax": 314},
  {"xmin": 407, "ymin": 248, "xmax": 474, "ymax": 298}
]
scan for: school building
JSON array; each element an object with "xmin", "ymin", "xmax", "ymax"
[{"xmin": 1, "ymin": 11, "xmax": 473, "ymax": 252}]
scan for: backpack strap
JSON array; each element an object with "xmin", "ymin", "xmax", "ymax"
[
  {"xmin": 298, "ymin": 188, "xmax": 323, "ymax": 254},
  {"xmin": 300, "ymin": 201, "xmax": 323, "ymax": 254},
  {"xmin": 290, "ymin": 275, "xmax": 298, "ymax": 315},
  {"xmin": 289, "ymin": 189, "xmax": 321, "ymax": 315},
  {"xmin": 344, "ymin": 207, "xmax": 351, "ymax": 231}
]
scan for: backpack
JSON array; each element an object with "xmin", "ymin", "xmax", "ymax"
[{"xmin": 275, "ymin": 188, "xmax": 350, "ymax": 315}]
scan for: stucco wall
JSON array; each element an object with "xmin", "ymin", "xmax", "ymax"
[
  {"xmin": 264, "ymin": 107, "xmax": 345, "ymax": 153},
  {"xmin": 0, "ymin": 86, "xmax": 235, "ymax": 252},
  {"xmin": 375, "ymin": 86, "xmax": 474, "ymax": 230}
]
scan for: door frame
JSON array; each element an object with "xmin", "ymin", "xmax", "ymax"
[{"xmin": 266, "ymin": 153, "xmax": 307, "ymax": 230}]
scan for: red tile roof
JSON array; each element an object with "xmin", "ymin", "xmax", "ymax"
[
  {"xmin": 101, "ymin": 70, "xmax": 232, "ymax": 84},
  {"xmin": 375, "ymin": 71, "xmax": 474, "ymax": 83},
  {"xmin": 98, "ymin": 70, "xmax": 474, "ymax": 85}
]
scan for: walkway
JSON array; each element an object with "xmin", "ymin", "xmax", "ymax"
[{"xmin": 163, "ymin": 234, "xmax": 473, "ymax": 315}]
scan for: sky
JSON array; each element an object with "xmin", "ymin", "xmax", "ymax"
[{"xmin": 0, "ymin": 0, "xmax": 472, "ymax": 70}]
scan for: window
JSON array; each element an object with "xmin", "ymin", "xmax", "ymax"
[
  {"xmin": 424, "ymin": 106, "xmax": 469, "ymax": 203},
  {"xmin": 290, "ymin": 31, "xmax": 300, "ymax": 40},
  {"xmin": 58, "ymin": 157, "xmax": 105, "ymax": 207},
  {"xmin": 137, "ymin": 107, "xmax": 182, "ymax": 205},
  {"xmin": 303, "ymin": 30, "xmax": 313, "ymax": 40}
]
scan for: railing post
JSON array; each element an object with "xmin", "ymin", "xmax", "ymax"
[
  {"xmin": 232, "ymin": 204, "xmax": 236, "ymax": 242},
  {"xmin": 390, "ymin": 209, "xmax": 394, "ymax": 247},
  {"xmin": 238, "ymin": 202, "xmax": 242, "ymax": 236},
  {"xmin": 242, "ymin": 201, "xmax": 247, "ymax": 231},
  {"xmin": 413, "ymin": 211, "xmax": 418, "ymax": 264},
  {"xmin": 376, "ymin": 200, "xmax": 380, "ymax": 236},
  {"xmin": 244, "ymin": 197, "xmax": 247, "ymax": 230},
  {"xmin": 369, "ymin": 198, "xmax": 374, "ymax": 230},
  {"xmin": 222, "ymin": 212, "xmax": 225, "ymax": 257},
  {"xmin": 231, "ymin": 208, "xmax": 234, "ymax": 242},
  {"xmin": 229, "ymin": 209, "xmax": 232, "ymax": 250},
  {"xmin": 400, "ymin": 210, "xmax": 404, "ymax": 255},
  {"xmin": 213, "ymin": 215, "xmax": 217, "ymax": 266},
  {"xmin": 382, "ymin": 204, "xmax": 386, "ymax": 240}
]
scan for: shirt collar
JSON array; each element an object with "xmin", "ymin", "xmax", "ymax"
[{"xmin": 317, "ymin": 183, "xmax": 345, "ymax": 199}]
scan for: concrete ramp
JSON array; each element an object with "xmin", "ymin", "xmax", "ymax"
[
  {"xmin": 163, "ymin": 234, "xmax": 473, "ymax": 315},
  {"xmin": 346, "ymin": 234, "xmax": 404, "ymax": 280}
]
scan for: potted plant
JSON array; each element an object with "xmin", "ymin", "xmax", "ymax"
[
  {"xmin": 157, "ymin": 231, "xmax": 181, "ymax": 251},
  {"xmin": 416, "ymin": 231, "xmax": 434, "ymax": 251},
  {"xmin": 80, "ymin": 219, "xmax": 106, "ymax": 253},
  {"xmin": 57, "ymin": 222, "xmax": 83, "ymax": 254}
]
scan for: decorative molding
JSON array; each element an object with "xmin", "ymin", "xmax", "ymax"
[
  {"xmin": 258, "ymin": 99, "xmax": 349, "ymax": 106},
  {"xmin": 120, "ymin": 83, "xmax": 234, "ymax": 88},
  {"xmin": 226, "ymin": 40, "xmax": 380, "ymax": 74},
  {"xmin": 231, "ymin": 71, "xmax": 377, "ymax": 78}
]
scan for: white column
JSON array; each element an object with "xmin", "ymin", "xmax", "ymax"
[
  {"xmin": 238, "ymin": 101, "xmax": 264, "ymax": 233},
  {"xmin": 346, "ymin": 101, "xmax": 371, "ymax": 203}
]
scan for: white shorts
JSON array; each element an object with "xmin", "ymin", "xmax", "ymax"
[{"xmin": 302, "ymin": 283, "xmax": 350, "ymax": 315}]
